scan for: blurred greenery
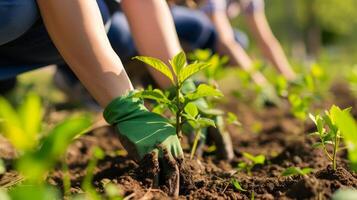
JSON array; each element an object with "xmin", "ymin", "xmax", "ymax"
[{"xmin": 232, "ymin": 0, "xmax": 357, "ymax": 68}]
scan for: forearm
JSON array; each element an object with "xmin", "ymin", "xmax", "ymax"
[
  {"xmin": 211, "ymin": 12, "xmax": 267, "ymax": 85},
  {"xmin": 245, "ymin": 12, "xmax": 296, "ymax": 80},
  {"xmin": 121, "ymin": 0, "xmax": 182, "ymax": 89},
  {"xmin": 259, "ymin": 38, "xmax": 295, "ymax": 80},
  {"xmin": 37, "ymin": 0, "xmax": 133, "ymax": 107}
]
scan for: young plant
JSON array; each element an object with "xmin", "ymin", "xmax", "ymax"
[
  {"xmin": 237, "ymin": 152, "xmax": 265, "ymax": 175},
  {"xmin": 288, "ymin": 94, "xmax": 311, "ymax": 122},
  {"xmin": 133, "ymin": 51, "xmax": 223, "ymax": 139},
  {"xmin": 331, "ymin": 106, "xmax": 357, "ymax": 172},
  {"xmin": 188, "ymin": 49, "xmax": 229, "ymax": 84},
  {"xmin": 0, "ymin": 92, "xmax": 92, "ymax": 185},
  {"xmin": 309, "ymin": 105, "xmax": 351, "ymax": 170},
  {"xmin": 81, "ymin": 147, "xmax": 105, "ymax": 200},
  {"xmin": 281, "ymin": 167, "xmax": 313, "ymax": 177},
  {"xmin": 231, "ymin": 179, "xmax": 246, "ymax": 192}
]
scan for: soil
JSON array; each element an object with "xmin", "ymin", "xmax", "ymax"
[{"xmin": 1, "ymin": 81, "xmax": 357, "ymax": 200}]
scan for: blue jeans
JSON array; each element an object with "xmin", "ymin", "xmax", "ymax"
[{"xmin": 0, "ymin": 0, "xmax": 248, "ymax": 81}]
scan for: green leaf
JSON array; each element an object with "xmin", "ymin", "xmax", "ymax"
[
  {"xmin": 178, "ymin": 62, "xmax": 210, "ymax": 84},
  {"xmin": 8, "ymin": 185, "xmax": 60, "ymax": 200},
  {"xmin": 197, "ymin": 117, "xmax": 216, "ymax": 128},
  {"xmin": 333, "ymin": 107, "xmax": 357, "ymax": 172},
  {"xmin": 231, "ymin": 179, "xmax": 247, "ymax": 192},
  {"xmin": 184, "ymin": 102, "xmax": 198, "ymax": 118},
  {"xmin": 253, "ymin": 155, "xmax": 266, "ymax": 165},
  {"xmin": 134, "ymin": 56, "xmax": 175, "ymax": 84},
  {"xmin": 301, "ymin": 167, "xmax": 313, "ymax": 174},
  {"xmin": 227, "ymin": 112, "xmax": 241, "ymax": 126},
  {"xmin": 37, "ymin": 116, "xmax": 92, "ymax": 161},
  {"xmin": 134, "ymin": 89, "xmax": 170, "ymax": 104},
  {"xmin": 312, "ymin": 142, "xmax": 323, "ymax": 148},
  {"xmin": 0, "ymin": 97, "xmax": 21, "ymax": 128},
  {"xmin": 18, "ymin": 92, "xmax": 43, "ymax": 144},
  {"xmin": 282, "ymin": 167, "xmax": 312, "ymax": 176},
  {"xmin": 170, "ymin": 51, "xmax": 186, "ymax": 76},
  {"xmin": 185, "ymin": 84, "xmax": 223, "ymax": 101}
]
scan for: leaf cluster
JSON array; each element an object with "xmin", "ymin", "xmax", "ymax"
[
  {"xmin": 309, "ymin": 105, "xmax": 354, "ymax": 170},
  {"xmin": 134, "ymin": 51, "xmax": 224, "ymax": 134},
  {"xmin": 281, "ymin": 167, "xmax": 313, "ymax": 177},
  {"xmin": 237, "ymin": 152, "xmax": 266, "ymax": 175}
]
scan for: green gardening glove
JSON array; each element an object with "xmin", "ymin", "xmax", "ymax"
[{"xmin": 103, "ymin": 92, "xmax": 183, "ymax": 161}]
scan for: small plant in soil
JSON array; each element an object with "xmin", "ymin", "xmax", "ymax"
[
  {"xmin": 237, "ymin": 152, "xmax": 265, "ymax": 175},
  {"xmin": 282, "ymin": 167, "xmax": 313, "ymax": 177},
  {"xmin": 0, "ymin": 92, "xmax": 92, "ymax": 198},
  {"xmin": 231, "ymin": 178, "xmax": 246, "ymax": 192},
  {"xmin": 134, "ymin": 51, "xmax": 223, "ymax": 155},
  {"xmin": 309, "ymin": 105, "xmax": 352, "ymax": 170}
]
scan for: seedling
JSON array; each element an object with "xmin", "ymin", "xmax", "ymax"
[
  {"xmin": 0, "ymin": 92, "xmax": 92, "ymax": 184},
  {"xmin": 134, "ymin": 51, "xmax": 223, "ymax": 147},
  {"xmin": 82, "ymin": 147, "xmax": 105, "ymax": 200},
  {"xmin": 226, "ymin": 112, "xmax": 241, "ymax": 127},
  {"xmin": 309, "ymin": 105, "xmax": 351, "ymax": 170},
  {"xmin": 237, "ymin": 152, "xmax": 265, "ymax": 175},
  {"xmin": 189, "ymin": 49, "xmax": 229, "ymax": 84},
  {"xmin": 331, "ymin": 106, "xmax": 357, "ymax": 172},
  {"xmin": 231, "ymin": 179, "xmax": 246, "ymax": 192},
  {"xmin": 288, "ymin": 94, "xmax": 311, "ymax": 121},
  {"xmin": 281, "ymin": 167, "xmax": 313, "ymax": 177}
]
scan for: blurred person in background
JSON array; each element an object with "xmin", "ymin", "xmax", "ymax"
[{"xmin": 171, "ymin": 0, "xmax": 297, "ymax": 86}]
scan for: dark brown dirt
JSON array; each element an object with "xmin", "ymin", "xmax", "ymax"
[{"xmin": 1, "ymin": 82, "xmax": 357, "ymax": 199}]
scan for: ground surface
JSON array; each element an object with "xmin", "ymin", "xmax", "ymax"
[{"xmin": 1, "ymin": 81, "xmax": 357, "ymax": 200}]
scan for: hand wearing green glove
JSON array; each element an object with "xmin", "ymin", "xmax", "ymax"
[{"xmin": 103, "ymin": 91, "xmax": 183, "ymax": 161}]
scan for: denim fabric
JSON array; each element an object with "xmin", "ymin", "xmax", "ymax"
[
  {"xmin": 0, "ymin": 0, "xmax": 110, "ymax": 80},
  {"xmin": 0, "ymin": 0, "xmax": 39, "ymax": 45}
]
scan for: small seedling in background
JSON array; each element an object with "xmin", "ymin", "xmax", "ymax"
[
  {"xmin": 226, "ymin": 112, "xmax": 241, "ymax": 127},
  {"xmin": 82, "ymin": 147, "xmax": 105, "ymax": 200},
  {"xmin": 134, "ymin": 51, "xmax": 222, "ymax": 142},
  {"xmin": 288, "ymin": 94, "xmax": 311, "ymax": 122},
  {"xmin": 309, "ymin": 105, "xmax": 351, "ymax": 170},
  {"xmin": 0, "ymin": 92, "xmax": 92, "ymax": 199},
  {"xmin": 282, "ymin": 167, "xmax": 313, "ymax": 177},
  {"xmin": 188, "ymin": 49, "xmax": 229, "ymax": 84},
  {"xmin": 237, "ymin": 152, "xmax": 265, "ymax": 175},
  {"xmin": 331, "ymin": 106, "xmax": 357, "ymax": 172},
  {"xmin": 231, "ymin": 179, "xmax": 246, "ymax": 192}
]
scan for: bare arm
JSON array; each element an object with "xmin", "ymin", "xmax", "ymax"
[
  {"xmin": 37, "ymin": 0, "xmax": 133, "ymax": 107},
  {"xmin": 121, "ymin": 0, "xmax": 182, "ymax": 88},
  {"xmin": 208, "ymin": 7, "xmax": 267, "ymax": 85},
  {"xmin": 244, "ymin": 8, "xmax": 296, "ymax": 80}
]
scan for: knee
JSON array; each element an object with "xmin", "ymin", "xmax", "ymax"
[{"xmin": 0, "ymin": 0, "xmax": 39, "ymax": 45}]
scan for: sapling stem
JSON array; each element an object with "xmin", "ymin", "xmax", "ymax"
[
  {"xmin": 190, "ymin": 129, "xmax": 202, "ymax": 159},
  {"xmin": 62, "ymin": 158, "xmax": 71, "ymax": 197},
  {"xmin": 332, "ymin": 134, "xmax": 340, "ymax": 170},
  {"xmin": 176, "ymin": 84, "xmax": 182, "ymax": 138}
]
